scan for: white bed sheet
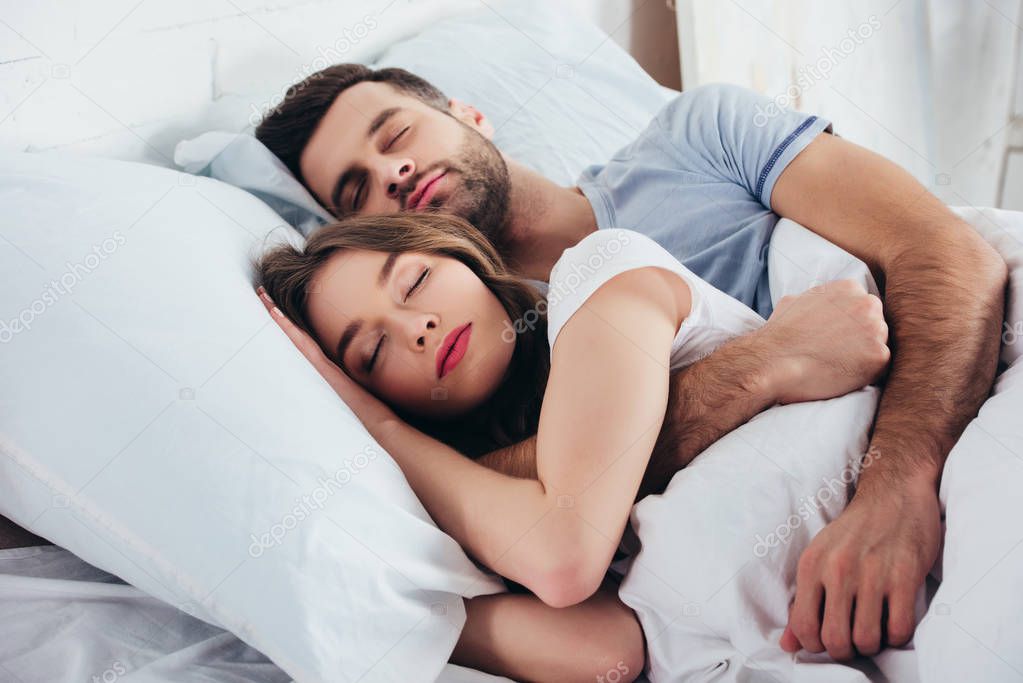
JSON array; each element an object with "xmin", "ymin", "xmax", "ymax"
[{"xmin": 0, "ymin": 544, "xmax": 509, "ymax": 683}]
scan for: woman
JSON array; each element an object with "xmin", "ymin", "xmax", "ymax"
[{"xmin": 256, "ymin": 212, "xmax": 888, "ymax": 681}]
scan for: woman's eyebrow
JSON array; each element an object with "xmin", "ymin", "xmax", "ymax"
[
  {"xmin": 335, "ymin": 320, "xmax": 362, "ymax": 369},
  {"xmin": 378, "ymin": 252, "xmax": 398, "ymax": 286}
]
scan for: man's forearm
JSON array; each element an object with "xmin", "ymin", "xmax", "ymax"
[
  {"xmin": 856, "ymin": 222, "xmax": 1006, "ymax": 497},
  {"xmin": 636, "ymin": 330, "xmax": 778, "ymax": 498},
  {"xmin": 476, "ymin": 435, "xmax": 538, "ymax": 479},
  {"xmin": 479, "ymin": 329, "xmax": 781, "ymax": 495}
]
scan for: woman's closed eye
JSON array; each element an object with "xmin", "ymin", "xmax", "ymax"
[
  {"xmin": 404, "ymin": 267, "xmax": 430, "ymax": 302},
  {"xmin": 364, "ymin": 334, "xmax": 384, "ymax": 373}
]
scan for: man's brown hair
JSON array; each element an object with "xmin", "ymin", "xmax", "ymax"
[{"xmin": 255, "ymin": 64, "xmax": 448, "ymax": 188}]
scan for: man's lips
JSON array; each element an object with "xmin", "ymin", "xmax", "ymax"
[
  {"xmin": 408, "ymin": 171, "xmax": 447, "ymax": 211},
  {"xmin": 436, "ymin": 322, "xmax": 472, "ymax": 379}
]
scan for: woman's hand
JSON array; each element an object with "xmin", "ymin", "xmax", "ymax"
[{"xmin": 256, "ymin": 287, "xmax": 395, "ymax": 426}]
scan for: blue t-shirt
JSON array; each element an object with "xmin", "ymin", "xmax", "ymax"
[{"xmin": 577, "ymin": 83, "xmax": 832, "ymax": 318}]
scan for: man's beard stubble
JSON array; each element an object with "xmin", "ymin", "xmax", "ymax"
[{"xmin": 433, "ymin": 124, "xmax": 512, "ymax": 249}]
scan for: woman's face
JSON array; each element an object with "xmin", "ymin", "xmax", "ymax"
[{"xmin": 305, "ymin": 249, "xmax": 517, "ymax": 418}]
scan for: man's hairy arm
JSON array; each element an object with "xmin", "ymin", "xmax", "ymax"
[
  {"xmin": 772, "ymin": 132, "xmax": 1008, "ymax": 660},
  {"xmin": 476, "ymin": 435, "xmax": 539, "ymax": 480},
  {"xmin": 478, "ymin": 280, "xmax": 891, "ymax": 498}
]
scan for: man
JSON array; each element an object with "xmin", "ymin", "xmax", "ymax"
[{"xmin": 255, "ymin": 64, "xmax": 1007, "ymax": 660}]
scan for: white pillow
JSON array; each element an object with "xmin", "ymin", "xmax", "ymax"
[
  {"xmin": 372, "ymin": 0, "xmax": 674, "ymax": 186},
  {"xmin": 0, "ymin": 152, "xmax": 504, "ymax": 683},
  {"xmin": 174, "ymin": 0, "xmax": 674, "ymax": 230},
  {"xmin": 174, "ymin": 131, "xmax": 332, "ymax": 238}
]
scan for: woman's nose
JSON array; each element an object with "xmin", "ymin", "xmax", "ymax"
[
  {"xmin": 411, "ymin": 315, "xmax": 438, "ymax": 351},
  {"xmin": 386, "ymin": 161, "xmax": 415, "ymax": 200}
]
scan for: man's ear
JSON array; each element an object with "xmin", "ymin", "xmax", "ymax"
[{"xmin": 448, "ymin": 98, "xmax": 495, "ymax": 139}]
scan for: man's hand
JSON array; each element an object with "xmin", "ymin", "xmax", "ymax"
[
  {"xmin": 759, "ymin": 279, "xmax": 890, "ymax": 404},
  {"xmin": 781, "ymin": 477, "xmax": 941, "ymax": 659}
]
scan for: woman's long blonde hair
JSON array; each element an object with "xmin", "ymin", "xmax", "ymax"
[{"xmin": 256, "ymin": 212, "xmax": 549, "ymax": 456}]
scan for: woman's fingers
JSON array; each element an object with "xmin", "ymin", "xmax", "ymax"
[
  {"xmin": 256, "ymin": 286, "xmax": 276, "ymax": 314},
  {"xmin": 255, "ymin": 287, "xmax": 321, "ymax": 358}
]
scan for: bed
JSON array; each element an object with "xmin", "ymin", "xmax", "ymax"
[{"xmin": 3, "ymin": 2, "xmax": 1023, "ymax": 682}]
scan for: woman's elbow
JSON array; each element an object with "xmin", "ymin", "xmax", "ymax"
[{"xmin": 529, "ymin": 550, "xmax": 607, "ymax": 608}]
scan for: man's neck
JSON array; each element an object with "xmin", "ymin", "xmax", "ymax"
[{"xmin": 500, "ymin": 158, "xmax": 597, "ymax": 281}]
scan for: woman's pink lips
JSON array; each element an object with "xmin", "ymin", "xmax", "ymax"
[
  {"xmin": 436, "ymin": 322, "xmax": 472, "ymax": 379},
  {"xmin": 411, "ymin": 171, "xmax": 446, "ymax": 210}
]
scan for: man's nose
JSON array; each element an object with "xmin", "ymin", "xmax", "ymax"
[{"xmin": 385, "ymin": 160, "xmax": 415, "ymax": 201}]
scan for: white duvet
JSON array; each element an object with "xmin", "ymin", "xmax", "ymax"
[
  {"xmin": 1, "ymin": 209, "xmax": 1021, "ymax": 683},
  {"xmin": 621, "ymin": 209, "xmax": 1023, "ymax": 683}
]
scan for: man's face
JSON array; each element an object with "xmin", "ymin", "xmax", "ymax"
[{"xmin": 300, "ymin": 81, "xmax": 511, "ymax": 240}]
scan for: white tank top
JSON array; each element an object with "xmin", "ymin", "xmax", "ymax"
[{"xmin": 546, "ymin": 229, "xmax": 766, "ymax": 368}]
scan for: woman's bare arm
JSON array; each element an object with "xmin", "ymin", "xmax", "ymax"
[{"xmin": 261, "ymin": 268, "xmax": 686, "ymax": 606}]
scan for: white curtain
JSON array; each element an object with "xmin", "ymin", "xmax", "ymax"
[{"xmin": 677, "ymin": 0, "xmax": 1021, "ymax": 207}]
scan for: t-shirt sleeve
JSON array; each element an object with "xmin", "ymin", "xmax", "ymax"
[{"xmin": 654, "ymin": 83, "xmax": 832, "ymax": 211}]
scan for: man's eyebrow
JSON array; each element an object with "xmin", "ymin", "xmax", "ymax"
[
  {"xmin": 328, "ymin": 108, "xmax": 403, "ymax": 213},
  {"xmin": 368, "ymin": 107, "xmax": 402, "ymax": 137},
  {"xmin": 333, "ymin": 253, "xmax": 398, "ymax": 367},
  {"xmin": 335, "ymin": 319, "xmax": 363, "ymax": 369}
]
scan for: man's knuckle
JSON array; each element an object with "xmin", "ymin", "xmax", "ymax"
[
  {"xmin": 827, "ymin": 553, "xmax": 853, "ymax": 579},
  {"xmin": 791, "ymin": 615, "xmax": 819, "ymax": 641},
  {"xmin": 821, "ymin": 630, "xmax": 852, "ymax": 659},
  {"xmin": 855, "ymin": 297, "xmax": 875, "ymax": 315},
  {"xmin": 796, "ymin": 551, "xmax": 818, "ymax": 576},
  {"xmin": 853, "ymin": 626, "xmax": 881, "ymax": 655},
  {"xmin": 886, "ymin": 615, "xmax": 916, "ymax": 646},
  {"xmin": 873, "ymin": 344, "xmax": 891, "ymax": 364}
]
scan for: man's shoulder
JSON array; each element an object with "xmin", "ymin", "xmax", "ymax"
[
  {"xmin": 592, "ymin": 84, "xmax": 766, "ymax": 165},
  {"xmin": 655, "ymin": 83, "xmax": 765, "ymax": 129}
]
